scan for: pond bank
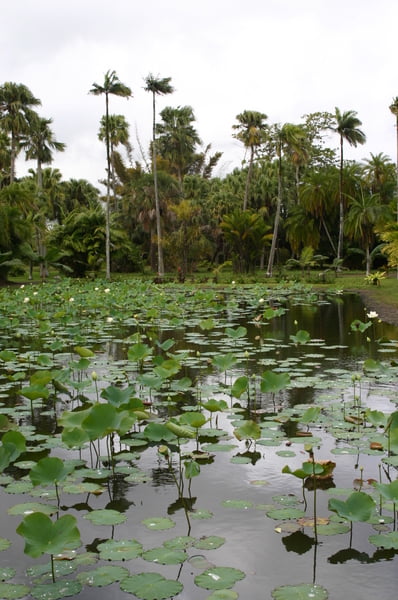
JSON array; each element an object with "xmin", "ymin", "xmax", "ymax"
[{"xmin": 355, "ymin": 288, "xmax": 398, "ymax": 326}]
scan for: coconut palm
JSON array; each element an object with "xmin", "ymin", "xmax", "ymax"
[
  {"xmin": 90, "ymin": 70, "xmax": 132, "ymax": 280},
  {"xmin": 0, "ymin": 82, "xmax": 41, "ymax": 182},
  {"xmin": 144, "ymin": 74, "xmax": 174, "ymax": 277},
  {"xmin": 332, "ymin": 108, "xmax": 366, "ymax": 263},
  {"xmin": 232, "ymin": 110, "xmax": 268, "ymax": 210}
]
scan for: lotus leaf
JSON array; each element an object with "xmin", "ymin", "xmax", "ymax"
[
  {"xmin": 142, "ymin": 517, "xmax": 175, "ymax": 530},
  {"xmin": 77, "ymin": 565, "xmax": 129, "ymax": 586},
  {"xmin": 0, "ymin": 583, "xmax": 31, "ymax": 599},
  {"xmin": 83, "ymin": 509, "xmax": 127, "ymax": 526},
  {"xmin": 142, "ymin": 547, "xmax": 188, "ymax": 564},
  {"xmin": 194, "ymin": 566, "xmax": 245, "ymax": 590},
  {"xmin": 30, "ymin": 580, "xmax": 82, "ymax": 600},
  {"xmin": 271, "ymin": 583, "xmax": 328, "ymax": 599},
  {"xmin": 97, "ymin": 538, "xmax": 143, "ymax": 560},
  {"xmin": 328, "ymin": 491, "xmax": 375, "ymax": 522},
  {"xmin": 16, "ymin": 513, "xmax": 81, "ymax": 558},
  {"xmin": 120, "ymin": 572, "xmax": 183, "ymax": 599}
]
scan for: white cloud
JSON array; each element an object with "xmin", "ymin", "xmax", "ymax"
[{"xmin": 3, "ymin": 0, "xmax": 398, "ymax": 186}]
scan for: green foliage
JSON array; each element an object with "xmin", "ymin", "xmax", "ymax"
[
  {"xmin": 16, "ymin": 513, "xmax": 81, "ymax": 558},
  {"xmin": 328, "ymin": 491, "xmax": 375, "ymax": 522}
]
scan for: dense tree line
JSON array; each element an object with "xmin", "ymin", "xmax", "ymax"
[{"xmin": 1, "ymin": 77, "xmax": 398, "ymax": 282}]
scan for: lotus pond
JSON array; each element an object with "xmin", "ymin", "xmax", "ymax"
[{"xmin": 0, "ymin": 280, "xmax": 398, "ymax": 600}]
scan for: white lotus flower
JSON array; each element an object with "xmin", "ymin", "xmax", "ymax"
[{"xmin": 367, "ymin": 311, "xmax": 378, "ymax": 319}]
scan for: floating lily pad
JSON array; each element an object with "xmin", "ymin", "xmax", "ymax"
[
  {"xmin": 316, "ymin": 522, "xmax": 351, "ymax": 535},
  {"xmin": 142, "ymin": 547, "xmax": 188, "ymax": 564},
  {"xmin": 79, "ymin": 468, "xmax": 111, "ymax": 479},
  {"xmin": 5, "ymin": 481, "xmax": 33, "ymax": 494},
  {"xmin": 62, "ymin": 482, "xmax": 103, "ymax": 495},
  {"xmin": 98, "ymin": 538, "xmax": 143, "ymax": 560},
  {"xmin": 206, "ymin": 591, "xmax": 239, "ymax": 600},
  {"xmin": 83, "ymin": 509, "xmax": 127, "ymax": 526},
  {"xmin": 163, "ymin": 536, "xmax": 195, "ymax": 550},
  {"xmin": 266, "ymin": 508, "xmax": 305, "ymax": 520},
  {"xmin": 142, "ymin": 517, "xmax": 175, "ymax": 530},
  {"xmin": 272, "ymin": 495, "xmax": 300, "ymax": 506},
  {"xmin": 249, "ymin": 480, "xmax": 269, "ymax": 486},
  {"xmin": 30, "ymin": 580, "xmax": 82, "ymax": 600},
  {"xmin": 120, "ymin": 572, "xmax": 183, "ymax": 599},
  {"xmin": 271, "ymin": 583, "xmax": 328, "ymax": 599},
  {"xmin": 195, "ymin": 566, "xmax": 245, "ymax": 590},
  {"xmin": 230, "ymin": 456, "xmax": 252, "ymax": 464},
  {"xmin": 202, "ymin": 444, "xmax": 238, "ymax": 452},
  {"xmin": 77, "ymin": 565, "xmax": 129, "ymax": 586},
  {"xmin": 8, "ymin": 502, "xmax": 58, "ymax": 516},
  {"xmin": 0, "ymin": 538, "xmax": 11, "ymax": 551},
  {"xmin": 276, "ymin": 450, "xmax": 296, "ymax": 457},
  {"xmin": 222, "ymin": 499, "xmax": 253, "ymax": 510},
  {"xmin": 189, "ymin": 509, "xmax": 214, "ymax": 520},
  {"xmin": 330, "ymin": 447, "xmax": 358, "ymax": 455},
  {"xmin": 0, "ymin": 567, "xmax": 16, "ymax": 581},
  {"xmin": 193, "ymin": 536, "xmax": 225, "ymax": 550},
  {"xmin": 0, "ymin": 583, "xmax": 31, "ymax": 599},
  {"xmin": 369, "ymin": 531, "xmax": 398, "ymax": 549}
]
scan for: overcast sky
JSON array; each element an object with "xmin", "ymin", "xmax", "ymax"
[{"xmin": 3, "ymin": 0, "xmax": 398, "ymax": 188}]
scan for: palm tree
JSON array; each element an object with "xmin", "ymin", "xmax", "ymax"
[
  {"xmin": 156, "ymin": 105, "xmax": 201, "ymax": 187},
  {"xmin": 299, "ymin": 167, "xmax": 339, "ymax": 255},
  {"xmin": 144, "ymin": 74, "xmax": 174, "ymax": 277},
  {"xmin": 0, "ymin": 82, "xmax": 41, "ymax": 183},
  {"xmin": 0, "ymin": 129, "xmax": 11, "ymax": 185},
  {"xmin": 345, "ymin": 189, "xmax": 384, "ymax": 275},
  {"xmin": 266, "ymin": 123, "xmax": 307, "ymax": 276},
  {"xmin": 232, "ymin": 110, "xmax": 268, "ymax": 210},
  {"xmin": 390, "ymin": 97, "xmax": 398, "ymax": 196},
  {"xmin": 221, "ymin": 209, "xmax": 271, "ymax": 273},
  {"xmin": 332, "ymin": 108, "xmax": 366, "ymax": 263},
  {"xmin": 21, "ymin": 115, "xmax": 65, "ymax": 188},
  {"xmin": 98, "ymin": 114, "xmax": 131, "ymax": 206},
  {"xmin": 20, "ymin": 115, "xmax": 65, "ymax": 278},
  {"xmin": 89, "ymin": 70, "xmax": 132, "ymax": 280}
]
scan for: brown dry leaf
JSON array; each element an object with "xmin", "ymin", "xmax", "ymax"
[
  {"xmin": 370, "ymin": 441, "xmax": 383, "ymax": 451},
  {"xmin": 297, "ymin": 517, "xmax": 329, "ymax": 527}
]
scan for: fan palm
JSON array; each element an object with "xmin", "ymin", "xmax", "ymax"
[
  {"xmin": 233, "ymin": 110, "xmax": 268, "ymax": 210},
  {"xmin": 156, "ymin": 105, "xmax": 201, "ymax": 187},
  {"xmin": 90, "ymin": 70, "xmax": 132, "ymax": 279}
]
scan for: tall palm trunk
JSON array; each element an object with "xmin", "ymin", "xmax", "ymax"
[
  {"xmin": 152, "ymin": 92, "xmax": 164, "ymax": 277},
  {"xmin": 337, "ymin": 134, "xmax": 344, "ymax": 263},
  {"xmin": 243, "ymin": 148, "xmax": 254, "ymax": 211},
  {"xmin": 105, "ymin": 93, "xmax": 111, "ymax": 280},
  {"xmin": 267, "ymin": 152, "xmax": 282, "ymax": 276}
]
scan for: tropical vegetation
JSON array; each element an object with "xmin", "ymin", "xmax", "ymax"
[{"xmin": 1, "ymin": 79, "xmax": 398, "ymax": 283}]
